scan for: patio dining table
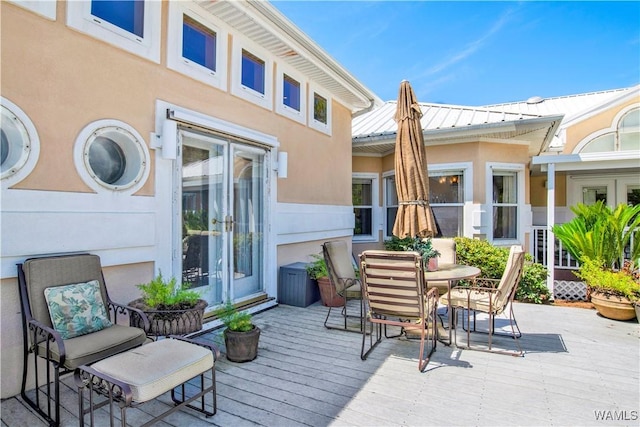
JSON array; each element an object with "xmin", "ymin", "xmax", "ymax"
[{"xmin": 425, "ymin": 263, "xmax": 481, "ymax": 345}]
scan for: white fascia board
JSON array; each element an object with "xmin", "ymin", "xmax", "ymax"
[{"xmin": 533, "ymin": 150, "xmax": 640, "ymax": 172}]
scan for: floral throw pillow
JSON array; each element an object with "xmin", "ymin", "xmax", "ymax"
[{"xmin": 44, "ymin": 280, "xmax": 113, "ymax": 339}]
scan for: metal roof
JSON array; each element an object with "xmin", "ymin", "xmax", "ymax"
[{"xmin": 195, "ymin": 0, "xmax": 382, "ymax": 112}]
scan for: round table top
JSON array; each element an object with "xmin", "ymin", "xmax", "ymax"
[{"xmin": 424, "ymin": 263, "xmax": 481, "ymax": 281}]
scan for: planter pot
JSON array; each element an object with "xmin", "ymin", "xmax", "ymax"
[
  {"xmin": 635, "ymin": 302, "xmax": 640, "ymax": 323},
  {"xmin": 129, "ymin": 298, "xmax": 208, "ymax": 337},
  {"xmin": 590, "ymin": 292, "xmax": 636, "ymax": 321},
  {"xmin": 316, "ymin": 276, "xmax": 344, "ymax": 307},
  {"xmin": 427, "ymin": 257, "xmax": 439, "ymax": 272},
  {"xmin": 224, "ymin": 326, "xmax": 261, "ymax": 362}
]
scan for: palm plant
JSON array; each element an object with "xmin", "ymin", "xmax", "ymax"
[{"xmin": 553, "ymin": 201, "xmax": 640, "ymax": 270}]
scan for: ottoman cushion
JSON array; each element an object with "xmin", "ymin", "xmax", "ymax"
[{"xmin": 89, "ymin": 338, "xmax": 213, "ymax": 403}]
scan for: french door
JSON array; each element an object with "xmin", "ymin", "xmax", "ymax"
[{"xmin": 179, "ymin": 130, "xmax": 266, "ymax": 310}]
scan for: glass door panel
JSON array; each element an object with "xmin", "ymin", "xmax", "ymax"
[{"xmin": 231, "ymin": 145, "xmax": 265, "ymax": 300}]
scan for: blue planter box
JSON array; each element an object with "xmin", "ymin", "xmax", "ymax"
[{"xmin": 278, "ymin": 262, "xmax": 320, "ymax": 307}]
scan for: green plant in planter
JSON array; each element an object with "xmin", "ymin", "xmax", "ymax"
[
  {"xmin": 384, "ymin": 235, "xmax": 440, "ymax": 264},
  {"xmin": 137, "ymin": 272, "xmax": 200, "ymax": 310},
  {"xmin": 216, "ymin": 301, "xmax": 254, "ymax": 332},
  {"xmin": 305, "ymin": 254, "xmax": 329, "ymax": 280},
  {"xmin": 575, "ymin": 257, "xmax": 640, "ymax": 301}
]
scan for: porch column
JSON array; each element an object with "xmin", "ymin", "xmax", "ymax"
[{"xmin": 546, "ymin": 163, "xmax": 555, "ymax": 298}]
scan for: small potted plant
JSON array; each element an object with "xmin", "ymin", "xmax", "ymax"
[
  {"xmin": 306, "ymin": 254, "xmax": 343, "ymax": 307},
  {"xmin": 384, "ymin": 235, "xmax": 441, "ymax": 271},
  {"xmin": 129, "ymin": 272, "xmax": 208, "ymax": 337},
  {"xmin": 216, "ymin": 301, "xmax": 260, "ymax": 362}
]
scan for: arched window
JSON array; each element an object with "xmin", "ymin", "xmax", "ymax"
[{"xmin": 579, "ymin": 107, "xmax": 640, "ymax": 153}]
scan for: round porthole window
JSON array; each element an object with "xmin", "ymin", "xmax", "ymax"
[
  {"xmin": 78, "ymin": 122, "xmax": 149, "ymax": 192},
  {"xmin": 1, "ymin": 105, "xmax": 32, "ymax": 180}
]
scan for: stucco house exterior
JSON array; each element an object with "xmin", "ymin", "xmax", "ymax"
[
  {"xmin": 0, "ymin": 0, "xmax": 381, "ymax": 398},
  {"xmin": 351, "ymin": 85, "xmax": 639, "ymax": 296}
]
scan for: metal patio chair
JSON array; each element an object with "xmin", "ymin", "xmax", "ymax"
[
  {"xmin": 441, "ymin": 245, "xmax": 525, "ymax": 356},
  {"xmin": 359, "ymin": 250, "xmax": 438, "ymax": 372},
  {"xmin": 322, "ymin": 240, "xmax": 363, "ymax": 332},
  {"xmin": 18, "ymin": 253, "xmax": 150, "ymax": 426}
]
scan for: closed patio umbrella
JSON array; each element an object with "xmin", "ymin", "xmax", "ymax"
[{"xmin": 392, "ymin": 80, "xmax": 437, "ymax": 238}]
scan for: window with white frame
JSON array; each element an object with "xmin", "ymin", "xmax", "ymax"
[
  {"xmin": 231, "ymin": 38, "xmax": 272, "ymax": 110},
  {"xmin": 384, "ymin": 167, "xmax": 468, "ymax": 238},
  {"xmin": 308, "ymin": 85, "xmax": 332, "ymax": 135},
  {"xmin": 7, "ymin": 0, "xmax": 56, "ymax": 20},
  {"xmin": 579, "ymin": 107, "xmax": 640, "ymax": 153},
  {"xmin": 167, "ymin": 1, "xmax": 227, "ymax": 90},
  {"xmin": 492, "ymin": 171, "xmax": 518, "ymax": 240},
  {"xmin": 67, "ymin": 0, "xmax": 161, "ymax": 63},
  {"xmin": 353, "ymin": 174, "xmax": 378, "ymax": 240},
  {"xmin": 1, "ymin": 98, "xmax": 40, "ymax": 187},
  {"xmin": 275, "ymin": 65, "xmax": 306, "ymax": 124}
]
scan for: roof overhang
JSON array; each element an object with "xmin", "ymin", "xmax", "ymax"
[
  {"xmin": 532, "ymin": 150, "xmax": 640, "ymax": 172},
  {"xmin": 353, "ymin": 115, "xmax": 563, "ymax": 158},
  {"xmin": 195, "ymin": 0, "xmax": 382, "ymax": 112}
]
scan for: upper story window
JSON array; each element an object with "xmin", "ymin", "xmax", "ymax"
[
  {"xmin": 353, "ymin": 174, "xmax": 378, "ymax": 241},
  {"xmin": 167, "ymin": 1, "xmax": 227, "ymax": 90},
  {"xmin": 309, "ymin": 84, "xmax": 332, "ymax": 135},
  {"xmin": 91, "ymin": 0, "xmax": 144, "ymax": 37},
  {"xmin": 242, "ymin": 50, "xmax": 265, "ymax": 95},
  {"xmin": 67, "ymin": 0, "xmax": 161, "ymax": 63},
  {"xmin": 276, "ymin": 64, "xmax": 306, "ymax": 125},
  {"xmin": 231, "ymin": 38, "xmax": 272, "ymax": 110},
  {"xmin": 578, "ymin": 107, "xmax": 640, "ymax": 153}
]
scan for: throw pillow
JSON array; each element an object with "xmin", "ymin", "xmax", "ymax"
[{"xmin": 44, "ymin": 280, "xmax": 113, "ymax": 339}]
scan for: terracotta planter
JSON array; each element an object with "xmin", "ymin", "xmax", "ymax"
[
  {"xmin": 316, "ymin": 276, "xmax": 344, "ymax": 307},
  {"xmin": 427, "ymin": 257, "xmax": 439, "ymax": 272},
  {"xmin": 129, "ymin": 298, "xmax": 208, "ymax": 337},
  {"xmin": 224, "ymin": 326, "xmax": 261, "ymax": 362},
  {"xmin": 590, "ymin": 292, "xmax": 636, "ymax": 321}
]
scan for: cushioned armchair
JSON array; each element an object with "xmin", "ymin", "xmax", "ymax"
[
  {"xmin": 322, "ymin": 240, "xmax": 363, "ymax": 332},
  {"xmin": 18, "ymin": 253, "xmax": 150, "ymax": 426}
]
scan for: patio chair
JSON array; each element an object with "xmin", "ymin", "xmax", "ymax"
[
  {"xmin": 359, "ymin": 250, "xmax": 438, "ymax": 372},
  {"xmin": 441, "ymin": 245, "xmax": 525, "ymax": 356},
  {"xmin": 17, "ymin": 253, "xmax": 150, "ymax": 426},
  {"xmin": 322, "ymin": 241, "xmax": 363, "ymax": 332}
]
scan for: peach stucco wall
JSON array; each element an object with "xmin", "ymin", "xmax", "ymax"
[{"xmin": 1, "ymin": 2, "xmax": 352, "ymax": 205}]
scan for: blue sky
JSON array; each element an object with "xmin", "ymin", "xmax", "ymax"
[{"xmin": 272, "ymin": 1, "xmax": 640, "ymax": 106}]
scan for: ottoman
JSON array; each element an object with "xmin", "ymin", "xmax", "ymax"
[{"xmin": 75, "ymin": 337, "xmax": 218, "ymax": 426}]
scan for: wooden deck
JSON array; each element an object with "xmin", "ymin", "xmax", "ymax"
[{"xmin": 2, "ymin": 301, "xmax": 639, "ymax": 426}]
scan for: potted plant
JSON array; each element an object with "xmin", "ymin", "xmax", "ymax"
[
  {"xmin": 306, "ymin": 254, "xmax": 343, "ymax": 307},
  {"xmin": 384, "ymin": 235, "xmax": 441, "ymax": 271},
  {"xmin": 129, "ymin": 272, "xmax": 208, "ymax": 337},
  {"xmin": 216, "ymin": 301, "xmax": 260, "ymax": 362},
  {"xmin": 575, "ymin": 258, "xmax": 640, "ymax": 320}
]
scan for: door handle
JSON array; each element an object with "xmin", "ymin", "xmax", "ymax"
[{"xmin": 224, "ymin": 215, "xmax": 234, "ymax": 232}]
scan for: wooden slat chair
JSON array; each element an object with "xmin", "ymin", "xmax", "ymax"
[
  {"xmin": 359, "ymin": 250, "xmax": 438, "ymax": 372},
  {"xmin": 440, "ymin": 245, "xmax": 525, "ymax": 356},
  {"xmin": 17, "ymin": 253, "xmax": 150, "ymax": 426},
  {"xmin": 322, "ymin": 241, "xmax": 363, "ymax": 332}
]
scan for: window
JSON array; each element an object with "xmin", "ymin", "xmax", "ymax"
[
  {"xmin": 183, "ymin": 15, "xmax": 216, "ymax": 72},
  {"xmin": 283, "ymin": 75, "xmax": 301, "ymax": 111},
  {"xmin": 429, "ymin": 171, "xmax": 464, "ymax": 237},
  {"xmin": 353, "ymin": 178, "xmax": 373, "ymax": 236},
  {"xmin": 74, "ymin": 120, "xmax": 149, "ymax": 193},
  {"xmin": 166, "ymin": 2, "xmax": 227, "ymax": 90},
  {"xmin": 582, "ymin": 186, "xmax": 607, "ymax": 204},
  {"xmin": 308, "ymin": 85, "xmax": 332, "ymax": 135},
  {"xmin": 492, "ymin": 171, "xmax": 518, "ymax": 240},
  {"xmin": 231, "ymin": 38, "xmax": 272, "ymax": 110},
  {"xmin": 241, "ymin": 49, "xmax": 265, "ymax": 95},
  {"xmin": 91, "ymin": 0, "xmax": 144, "ymax": 37},
  {"xmin": 384, "ymin": 175, "xmax": 398, "ymax": 237},
  {"xmin": 67, "ymin": 0, "xmax": 161, "ymax": 63},
  {"xmin": 1, "ymin": 98, "xmax": 40, "ymax": 186},
  {"xmin": 578, "ymin": 107, "xmax": 640, "ymax": 153},
  {"xmin": 275, "ymin": 65, "xmax": 306, "ymax": 124}
]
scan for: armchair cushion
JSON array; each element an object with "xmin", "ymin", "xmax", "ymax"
[{"xmin": 44, "ymin": 280, "xmax": 112, "ymax": 339}]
